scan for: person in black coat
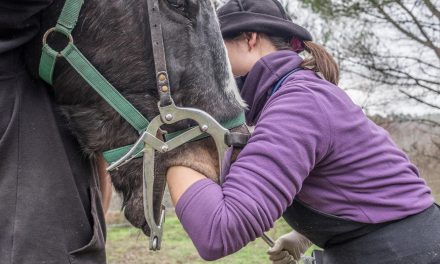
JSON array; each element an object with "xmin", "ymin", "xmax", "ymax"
[{"xmin": 0, "ymin": 1, "xmax": 107, "ymax": 263}]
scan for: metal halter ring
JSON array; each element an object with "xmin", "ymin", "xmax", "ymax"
[{"xmin": 42, "ymin": 27, "xmax": 74, "ymax": 57}]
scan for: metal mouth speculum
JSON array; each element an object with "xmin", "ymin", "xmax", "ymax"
[{"xmin": 108, "ymin": 100, "xmax": 231, "ymax": 251}]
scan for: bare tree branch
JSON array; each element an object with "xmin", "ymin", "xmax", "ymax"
[
  {"xmin": 357, "ymin": 53, "xmax": 440, "ymax": 70},
  {"xmin": 396, "ymin": 1, "xmax": 434, "ymax": 46},
  {"xmin": 423, "ymin": 0, "xmax": 440, "ymax": 20},
  {"xmin": 398, "ymin": 89, "xmax": 440, "ymax": 110},
  {"xmin": 344, "ymin": 58, "xmax": 440, "ymax": 94},
  {"xmin": 370, "ymin": 0, "xmax": 440, "ymax": 59},
  {"xmin": 412, "ymin": 118, "xmax": 440, "ymax": 127}
]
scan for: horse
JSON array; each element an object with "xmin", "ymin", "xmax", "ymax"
[{"xmin": 25, "ymin": 0, "xmax": 247, "ymax": 242}]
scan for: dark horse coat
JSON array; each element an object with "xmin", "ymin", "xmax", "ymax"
[{"xmin": 0, "ymin": 1, "xmax": 106, "ymax": 263}]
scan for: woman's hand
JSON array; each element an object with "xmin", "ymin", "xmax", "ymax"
[{"xmin": 267, "ymin": 230, "xmax": 312, "ymax": 264}]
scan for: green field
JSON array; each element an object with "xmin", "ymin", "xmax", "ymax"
[{"xmin": 106, "ymin": 213, "xmax": 313, "ymax": 264}]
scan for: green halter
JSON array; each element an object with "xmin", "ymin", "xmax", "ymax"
[{"xmin": 38, "ymin": 0, "xmax": 245, "ymax": 164}]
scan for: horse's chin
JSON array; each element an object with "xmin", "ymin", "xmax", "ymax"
[
  {"xmin": 122, "ymin": 187, "xmax": 150, "ymax": 235},
  {"xmin": 122, "ymin": 193, "xmax": 154, "ymax": 237},
  {"xmin": 141, "ymin": 222, "xmax": 151, "ymax": 236},
  {"xmin": 119, "ymin": 138, "xmax": 221, "ymax": 236}
]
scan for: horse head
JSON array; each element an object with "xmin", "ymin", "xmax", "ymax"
[{"xmin": 27, "ymin": 0, "xmax": 246, "ymax": 237}]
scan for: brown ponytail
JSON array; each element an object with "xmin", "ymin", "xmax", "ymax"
[
  {"xmin": 301, "ymin": 41, "xmax": 340, "ymax": 85},
  {"xmin": 265, "ymin": 34, "xmax": 340, "ymax": 85}
]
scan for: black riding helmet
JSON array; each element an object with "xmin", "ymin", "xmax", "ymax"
[{"xmin": 217, "ymin": 0, "xmax": 313, "ymax": 41}]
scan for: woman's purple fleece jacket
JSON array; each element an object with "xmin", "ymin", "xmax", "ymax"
[{"xmin": 175, "ymin": 51, "xmax": 433, "ymax": 260}]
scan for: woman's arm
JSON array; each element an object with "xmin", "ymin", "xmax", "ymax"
[
  {"xmin": 168, "ymin": 166, "xmax": 206, "ymax": 205},
  {"xmin": 167, "ymin": 85, "xmax": 331, "ymax": 261}
]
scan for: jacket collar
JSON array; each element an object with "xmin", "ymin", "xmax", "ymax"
[{"xmin": 240, "ymin": 51, "xmax": 303, "ymax": 125}]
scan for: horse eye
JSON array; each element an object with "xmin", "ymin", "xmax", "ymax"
[{"xmin": 167, "ymin": 0, "xmax": 186, "ymax": 10}]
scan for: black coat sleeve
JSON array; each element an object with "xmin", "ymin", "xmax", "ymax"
[{"xmin": 0, "ymin": 0, "xmax": 54, "ymax": 54}]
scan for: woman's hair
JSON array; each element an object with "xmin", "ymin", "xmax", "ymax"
[
  {"xmin": 227, "ymin": 33, "xmax": 340, "ymax": 85},
  {"xmin": 269, "ymin": 35, "xmax": 340, "ymax": 85}
]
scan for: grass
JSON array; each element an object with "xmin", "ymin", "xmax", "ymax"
[
  {"xmin": 106, "ymin": 212, "xmax": 315, "ymax": 264},
  {"xmin": 107, "ymin": 200, "xmax": 440, "ymax": 263}
]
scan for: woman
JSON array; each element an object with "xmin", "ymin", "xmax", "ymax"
[{"xmin": 166, "ymin": 0, "xmax": 440, "ymax": 263}]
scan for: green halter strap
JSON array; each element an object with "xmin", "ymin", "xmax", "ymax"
[
  {"xmin": 38, "ymin": 0, "xmax": 246, "ymax": 164},
  {"xmin": 39, "ymin": 0, "xmax": 150, "ymax": 133}
]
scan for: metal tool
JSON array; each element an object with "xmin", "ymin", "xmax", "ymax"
[
  {"xmin": 108, "ymin": 100, "xmax": 236, "ymax": 250},
  {"xmin": 262, "ymin": 233, "xmax": 275, "ymax": 247}
]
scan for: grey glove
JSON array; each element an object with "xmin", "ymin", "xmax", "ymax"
[{"xmin": 267, "ymin": 230, "xmax": 312, "ymax": 264}]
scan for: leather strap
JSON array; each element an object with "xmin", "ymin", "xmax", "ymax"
[
  {"xmin": 147, "ymin": 0, "xmax": 172, "ymax": 106},
  {"xmin": 225, "ymin": 132, "xmax": 250, "ymax": 148}
]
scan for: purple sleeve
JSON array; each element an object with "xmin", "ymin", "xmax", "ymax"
[{"xmin": 175, "ymin": 84, "xmax": 331, "ymax": 260}]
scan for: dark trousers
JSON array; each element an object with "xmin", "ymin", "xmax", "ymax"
[
  {"xmin": 284, "ymin": 198, "xmax": 440, "ymax": 264},
  {"xmin": 324, "ymin": 204, "xmax": 440, "ymax": 264}
]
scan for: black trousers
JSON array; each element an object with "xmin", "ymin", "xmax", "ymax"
[
  {"xmin": 323, "ymin": 204, "xmax": 440, "ymax": 264},
  {"xmin": 0, "ymin": 50, "xmax": 106, "ymax": 263},
  {"xmin": 284, "ymin": 199, "xmax": 440, "ymax": 264}
]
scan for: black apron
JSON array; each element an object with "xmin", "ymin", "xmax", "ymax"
[
  {"xmin": 284, "ymin": 199, "xmax": 440, "ymax": 264},
  {"xmin": 0, "ymin": 49, "xmax": 106, "ymax": 263}
]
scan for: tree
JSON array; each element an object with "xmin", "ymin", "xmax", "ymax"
[{"xmin": 297, "ymin": 0, "xmax": 440, "ymax": 112}]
